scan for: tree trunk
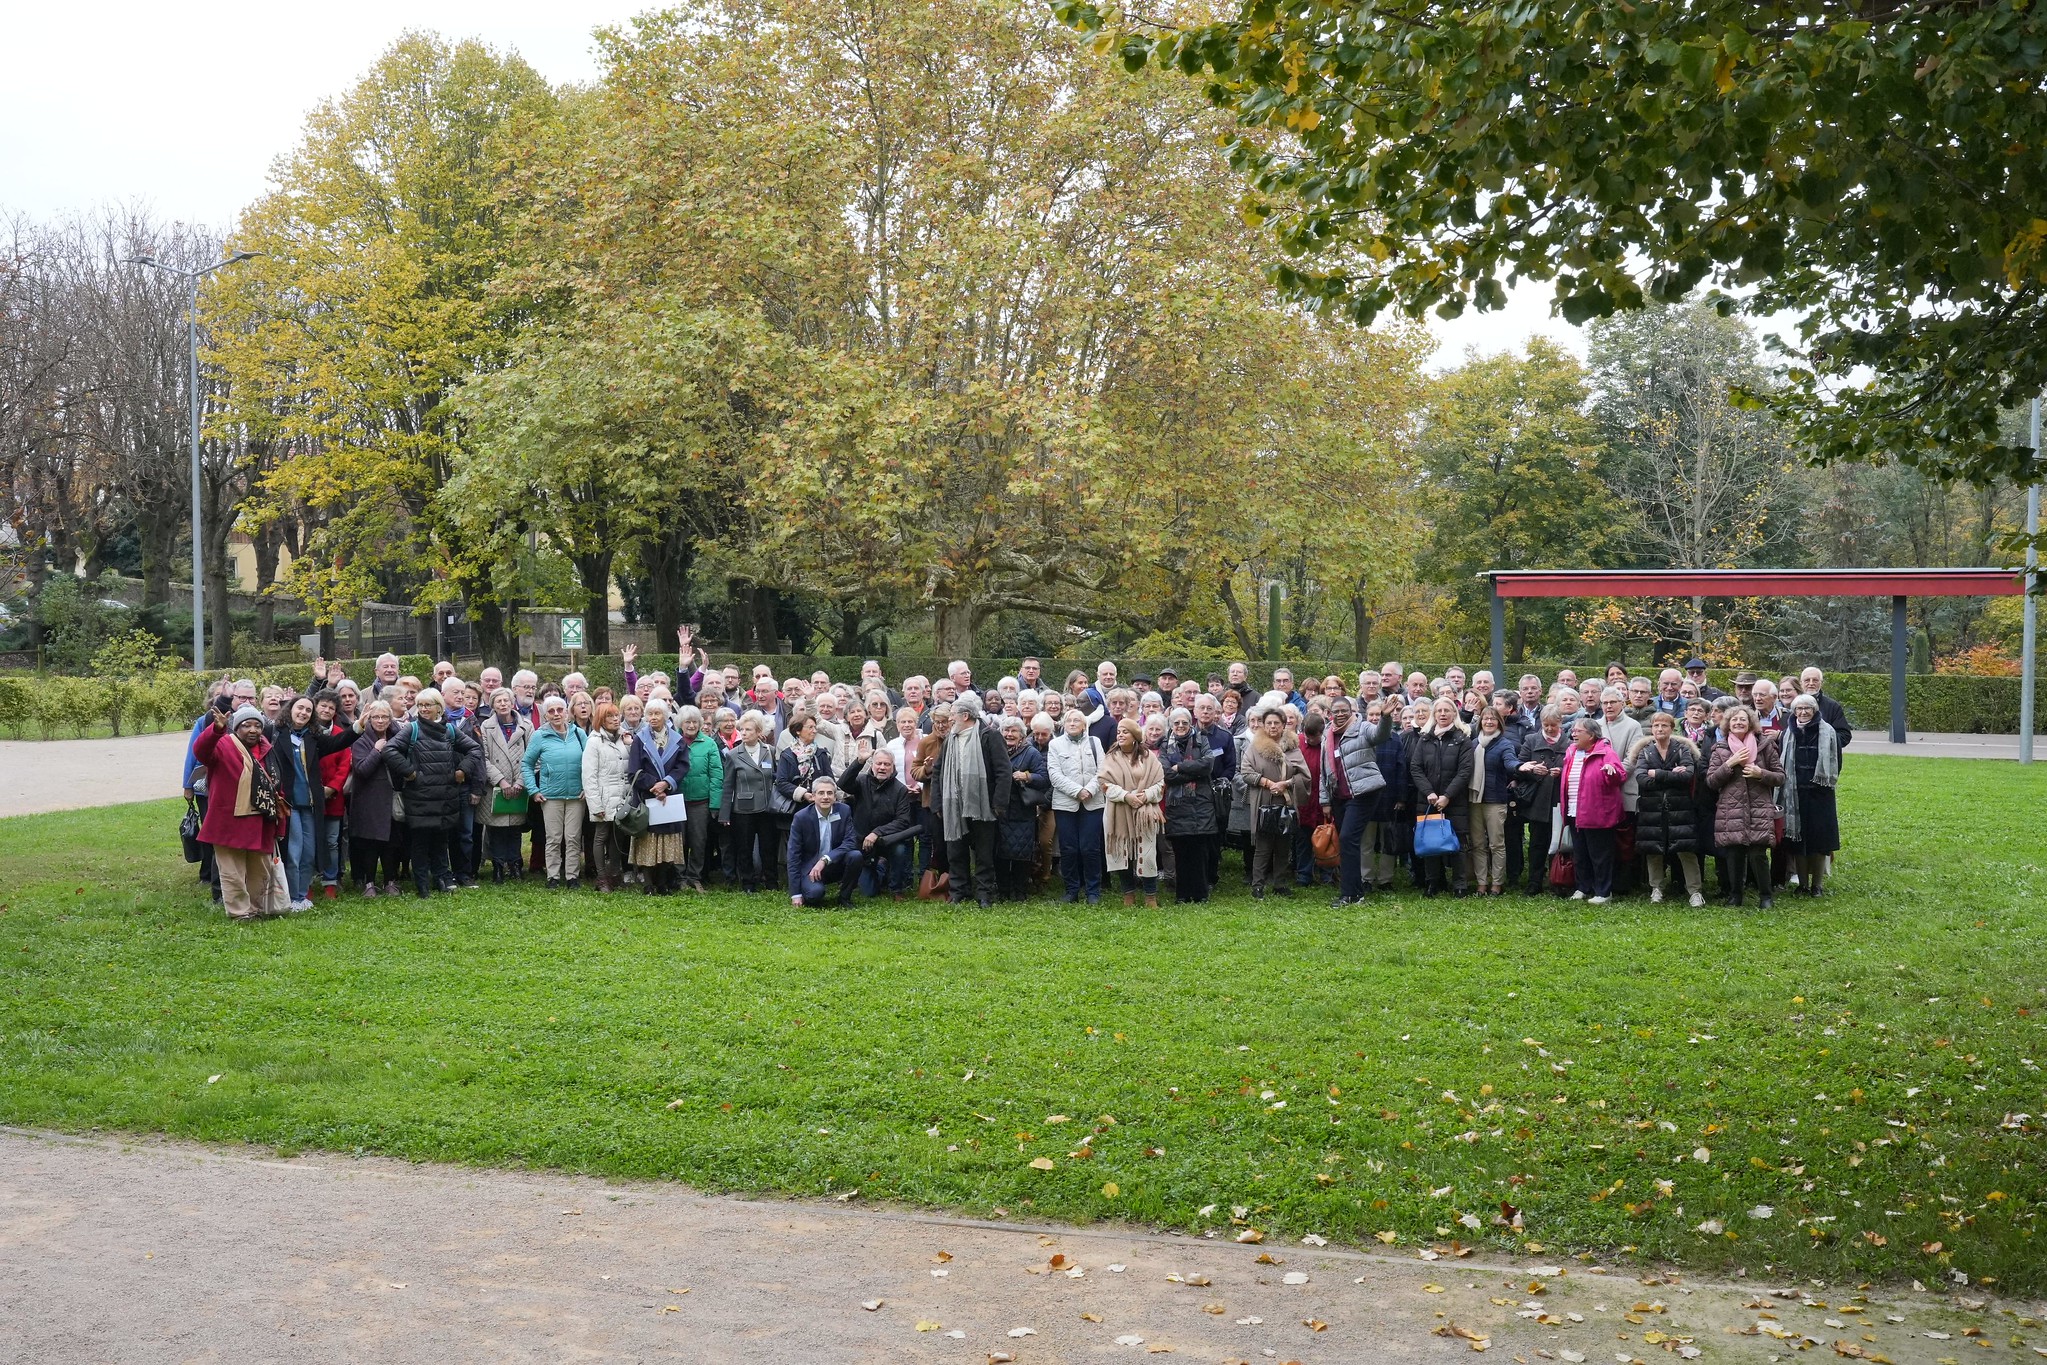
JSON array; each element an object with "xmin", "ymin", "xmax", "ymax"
[
  {"xmin": 1510, "ymin": 613, "xmax": 1529, "ymax": 668},
  {"xmin": 470, "ymin": 598, "xmax": 520, "ymax": 676},
  {"xmin": 135, "ymin": 505, "xmax": 177, "ymax": 608},
  {"xmin": 1215, "ymin": 581, "xmax": 1258, "ymax": 658},
  {"xmin": 252, "ymin": 527, "xmax": 281, "ymax": 642},
  {"xmin": 831, "ymin": 601, "xmax": 870, "ymax": 656},
  {"xmin": 932, "ymin": 602, "xmax": 980, "ymax": 660},
  {"xmin": 414, "ymin": 608, "xmax": 434, "ymax": 656},
  {"xmin": 573, "ymin": 550, "xmax": 614, "ymax": 657},
  {"xmin": 204, "ymin": 522, "xmax": 233, "ymax": 669},
  {"xmin": 1349, "ymin": 588, "xmax": 1372, "ymax": 664},
  {"xmin": 647, "ymin": 529, "xmax": 693, "ymax": 645},
  {"xmin": 725, "ymin": 578, "xmax": 758, "ymax": 652}
]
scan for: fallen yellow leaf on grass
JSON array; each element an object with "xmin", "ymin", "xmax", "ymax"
[
  {"xmin": 1029, "ymin": 1157, "xmax": 1056, "ymax": 1171},
  {"xmin": 1102, "ymin": 1182, "xmax": 1120, "ymax": 1198},
  {"xmin": 1376, "ymin": 1230, "xmax": 1399, "ymax": 1244}
]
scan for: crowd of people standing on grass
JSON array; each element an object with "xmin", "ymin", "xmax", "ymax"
[{"xmin": 180, "ymin": 632, "xmax": 1850, "ymax": 921}]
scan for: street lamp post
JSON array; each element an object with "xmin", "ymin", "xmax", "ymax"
[{"xmin": 126, "ymin": 249, "xmax": 258, "ymax": 672}]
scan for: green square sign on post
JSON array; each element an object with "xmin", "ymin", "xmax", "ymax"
[{"xmin": 559, "ymin": 616, "xmax": 584, "ymax": 651}]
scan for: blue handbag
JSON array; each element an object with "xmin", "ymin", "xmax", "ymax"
[{"xmin": 1413, "ymin": 811, "xmax": 1461, "ymax": 858}]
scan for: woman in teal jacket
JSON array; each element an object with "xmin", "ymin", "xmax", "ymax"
[
  {"xmin": 523, "ymin": 695, "xmax": 590, "ymax": 889},
  {"xmin": 677, "ymin": 704, "xmax": 724, "ymax": 891}
]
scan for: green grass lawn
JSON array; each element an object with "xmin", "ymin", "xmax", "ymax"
[{"xmin": 2, "ymin": 758, "xmax": 2042, "ymax": 1291}]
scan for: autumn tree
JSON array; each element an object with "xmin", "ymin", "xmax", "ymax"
[
  {"xmin": 1063, "ymin": 0, "xmax": 2047, "ymax": 487},
  {"xmin": 1416, "ymin": 340, "xmax": 1613, "ymax": 663},
  {"xmin": 534, "ymin": 0, "xmax": 1424, "ymax": 657},
  {"xmin": 210, "ymin": 32, "xmax": 557, "ymax": 663},
  {"xmin": 1585, "ymin": 302, "xmax": 1801, "ymax": 657}
]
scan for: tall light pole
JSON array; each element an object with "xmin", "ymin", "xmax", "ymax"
[
  {"xmin": 2022, "ymin": 396, "xmax": 2041, "ymax": 765},
  {"xmin": 126, "ymin": 249, "xmax": 259, "ymax": 672}
]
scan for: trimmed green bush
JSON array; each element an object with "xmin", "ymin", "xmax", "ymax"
[
  {"xmin": 0, "ymin": 676, "xmax": 32, "ymax": 739},
  {"xmin": 3, "ymin": 656, "xmax": 2041, "ymax": 737}
]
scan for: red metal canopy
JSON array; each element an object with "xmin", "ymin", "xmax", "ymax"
[{"xmin": 1490, "ymin": 568, "xmax": 2023, "ymax": 599}]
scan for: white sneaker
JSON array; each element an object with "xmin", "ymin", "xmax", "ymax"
[
  {"xmin": 1787, "ymin": 873, "xmax": 1801, "ymax": 888},
  {"xmin": 1650, "ymin": 888, "xmax": 1664, "ymax": 904},
  {"xmin": 1570, "ymin": 890, "xmax": 1587, "ymax": 901},
  {"xmin": 1588, "ymin": 895, "xmax": 1610, "ymax": 905},
  {"xmin": 290, "ymin": 899, "xmax": 312, "ymax": 913},
  {"xmin": 1689, "ymin": 891, "xmax": 1705, "ymax": 908}
]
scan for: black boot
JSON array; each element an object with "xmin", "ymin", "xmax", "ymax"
[{"xmin": 642, "ymin": 868, "xmax": 658, "ymax": 896}]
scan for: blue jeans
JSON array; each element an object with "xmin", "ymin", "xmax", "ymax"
[
  {"xmin": 284, "ymin": 806, "xmax": 316, "ymax": 902},
  {"xmin": 319, "ymin": 812, "xmax": 344, "ymax": 886},
  {"xmin": 861, "ymin": 837, "xmax": 916, "ymax": 895},
  {"xmin": 1055, "ymin": 807, "xmax": 1104, "ymax": 900}
]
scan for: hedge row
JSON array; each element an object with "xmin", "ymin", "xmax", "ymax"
[{"xmin": 3, "ymin": 656, "xmax": 2040, "ymax": 738}]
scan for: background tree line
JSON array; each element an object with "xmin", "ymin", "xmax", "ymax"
[{"xmin": 2, "ymin": 0, "xmax": 2035, "ymax": 676}]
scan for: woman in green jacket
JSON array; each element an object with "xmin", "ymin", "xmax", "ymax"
[
  {"xmin": 677, "ymin": 705, "xmax": 723, "ymax": 892},
  {"xmin": 523, "ymin": 695, "xmax": 589, "ymax": 889}
]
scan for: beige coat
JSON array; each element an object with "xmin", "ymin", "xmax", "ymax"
[{"xmin": 478, "ymin": 714, "xmax": 534, "ymax": 828}]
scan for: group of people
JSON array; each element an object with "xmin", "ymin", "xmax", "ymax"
[{"xmin": 180, "ymin": 634, "xmax": 1849, "ymax": 921}]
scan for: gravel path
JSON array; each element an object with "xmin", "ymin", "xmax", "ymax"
[
  {"xmin": 0, "ymin": 1127, "xmax": 1999, "ymax": 1364},
  {"xmin": 0, "ymin": 731, "xmax": 190, "ymax": 817}
]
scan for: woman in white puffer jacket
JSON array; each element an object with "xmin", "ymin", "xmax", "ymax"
[{"xmin": 581, "ymin": 702, "xmax": 635, "ymax": 892}]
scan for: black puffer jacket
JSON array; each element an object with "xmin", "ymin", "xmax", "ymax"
[
  {"xmin": 1630, "ymin": 734, "xmax": 1702, "ymax": 855},
  {"xmin": 1161, "ymin": 735, "xmax": 1215, "ymax": 837},
  {"xmin": 384, "ymin": 716, "xmax": 480, "ymax": 829}
]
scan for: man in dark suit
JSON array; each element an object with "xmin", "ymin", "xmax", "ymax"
[{"xmin": 786, "ymin": 775, "xmax": 864, "ymax": 907}]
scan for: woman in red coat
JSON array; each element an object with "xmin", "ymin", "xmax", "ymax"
[{"xmin": 190, "ymin": 703, "xmax": 286, "ymax": 920}]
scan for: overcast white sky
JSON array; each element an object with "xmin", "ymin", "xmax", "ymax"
[{"xmin": 1, "ymin": 0, "xmax": 1583, "ymax": 371}]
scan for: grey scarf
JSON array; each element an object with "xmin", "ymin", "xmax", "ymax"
[{"xmin": 941, "ymin": 720, "xmax": 992, "ymax": 842}]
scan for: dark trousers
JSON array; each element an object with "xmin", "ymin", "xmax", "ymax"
[
  {"xmin": 1523, "ymin": 821, "xmax": 1553, "ymax": 892},
  {"xmin": 1251, "ymin": 829, "xmax": 1291, "ymax": 891},
  {"xmin": 408, "ymin": 824, "xmax": 451, "ymax": 894},
  {"xmin": 682, "ymin": 799, "xmax": 711, "ymax": 885},
  {"xmin": 795, "ymin": 848, "xmax": 865, "ymax": 905},
  {"xmin": 1207, "ymin": 799, "xmax": 1228, "ymax": 884},
  {"xmin": 728, "ymin": 810, "xmax": 772, "ymax": 890},
  {"xmin": 860, "ymin": 837, "xmax": 917, "ymax": 895},
  {"xmin": 1505, "ymin": 810, "xmax": 1525, "ymax": 887},
  {"xmin": 1292, "ymin": 820, "xmax": 1317, "ymax": 885},
  {"xmin": 1055, "ymin": 807, "xmax": 1104, "ymax": 900},
  {"xmin": 349, "ymin": 835, "xmax": 399, "ymax": 886},
  {"xmin": 588, "ymin": 819, "xmax": 624, "ymax": 886},
  {"xmin": 920, "ymin": 807, "xmax": 946, "ymax": 872},
  {"xmin": 486, "ymin": 824, "xmax": 524, "ymax": 870},
  {"xmin": 1119, "ymin": 868, "xmax": 1159, "ymax": 893},
  {"xmin": 945, "ymin": 819, "xmax": 998, "ymax": 904},
  {"xmin": 1334, "ymin": 794, "xmax": 1370, "ymax": 900},
  {"xmin": 1573, "ymin": 825, "xmax": 1617, "ymax": 898},
  {"xmin": 454, "ymin": 800, "xmax": 477, "ymax": 881},
  {"xmin": 1170, "ymin": 834, "xmax": 1212, "ymax": 902}
]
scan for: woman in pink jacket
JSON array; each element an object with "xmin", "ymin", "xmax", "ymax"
[{"xmin": 1560, "ymin": 717, "xmax": 1627, "ymax": 904}]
